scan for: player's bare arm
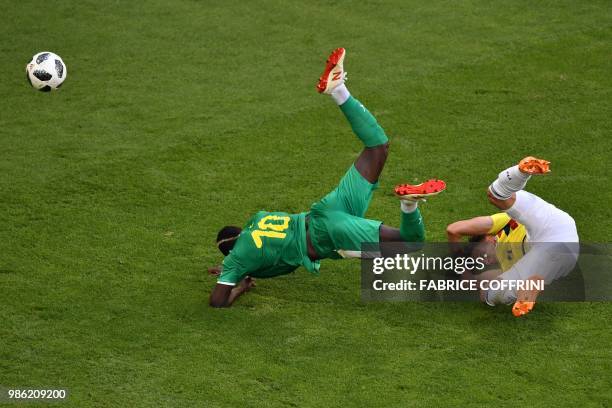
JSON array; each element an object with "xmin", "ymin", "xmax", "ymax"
[
  {"xmin": 446, "ymin": 216, "xmax": 493, "ymax": 242},
  {"xmin": 209, "ymin": 278, "xmax": 255, "ymax": 308},
  {"xmin": 208, "ymin": 265, "xmax": 222, "ymax": 276}
]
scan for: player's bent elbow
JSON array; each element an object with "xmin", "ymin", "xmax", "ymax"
[
  {"xmin": 446, "ymin": 223, "xmax": 459, "ymax": 237},
  {"xmin": 382, "ymin": 141, "xmax": 390, "ymax": 156}
]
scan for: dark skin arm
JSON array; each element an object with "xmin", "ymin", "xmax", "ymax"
[{"xmin": 209, "ymin": 277, "xmax": 256, "ymax": 308}]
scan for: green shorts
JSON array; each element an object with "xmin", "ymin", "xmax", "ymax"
[{"xmin": 309, "ymin": 165, "xmax": 382, "ymax": 259}]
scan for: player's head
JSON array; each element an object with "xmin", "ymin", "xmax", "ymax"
[
  {"xmin": 467, "ymin": 234, "xmax": 498, "ymax": 265},
  {"xmin": 216, "ymin": 226, "xmax": 242, "ymax": 256}
]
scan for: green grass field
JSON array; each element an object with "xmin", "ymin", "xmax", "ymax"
[{"xmin": 1, "ymin": 0, "xmax": 611, "ymax": 406}]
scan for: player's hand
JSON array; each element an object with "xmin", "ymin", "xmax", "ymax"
[
  {"xmin": 239, "ymin": 276, "xmax": 256, "ymax": 292},
  {"xmin": 208, "ymin": 265, "xmax": 222, "ymax": 276}
]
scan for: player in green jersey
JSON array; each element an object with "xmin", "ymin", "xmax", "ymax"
[{"xmin": 209, "ymin": 48, "xmax": 446, "ymax": 307}]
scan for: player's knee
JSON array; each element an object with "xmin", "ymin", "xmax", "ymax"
[
  {"xmin": 367, "ymin": 141, "xmax": 388, "ymax": 154},
  {"xmin": 372, "ymin": 142, "xmax": 389, "ymax": 163},
  {"xmin": 381, "ymin": 141, "xmax": 390, "ymax": 158},
  {"xmin": 487, "ymin": 189, "xmax": 514, "ymax": 210}
]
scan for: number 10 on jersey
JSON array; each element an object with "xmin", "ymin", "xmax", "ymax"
[{"xmin": 251, "ymin": 215, "xmax": 290, "ymax": 248}]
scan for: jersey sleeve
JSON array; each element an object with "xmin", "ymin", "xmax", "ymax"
[
  {"xmin": 217, "ymin": 235, "xmax": 263, "ymax": 286},
  {"xmin": 488, "ymin": 212, "xmax": 512, "ymax": 234},
  {"xmin": 217, "ymin": 253, "xmax": 248, "ymax": 286}
]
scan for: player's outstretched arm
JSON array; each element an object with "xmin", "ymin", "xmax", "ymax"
[
  {"xmin": 209, "ymin": 277, "xmax": 255, "ymax": 308},
  {"xmin": 446, "ymin": 216, "xmax": 493, "ymax": 242}
]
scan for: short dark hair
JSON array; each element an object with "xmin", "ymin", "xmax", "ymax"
[
  {"xmin": 465, "ymin": 234, "xmax": 487, "ymax": 256},
  {"xmin": 466, "ymin": 234, "xmax": 488, "ymax": 257},
  {"xmin": 216, "ymin": 226, "xmax": 242, "ymax": 256}
]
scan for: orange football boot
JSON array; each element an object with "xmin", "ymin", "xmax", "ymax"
[
  {"xmin": 317, "ymin": 48, "xmax": 346, "ymax": 94},
  {"xmin": 512, "ymin": 301, "xmax": 535, "ymax": 317},
  {"xmin": 519, "ymin": 156, "xmax": 551, "ymax": 175},
  {"xmin": 395, "ymin": 179, "xmax": 446, "ymax": 201}
]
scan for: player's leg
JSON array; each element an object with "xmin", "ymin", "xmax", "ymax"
[
  {"xmin": 501, "ymin": 191, "xmax": 579, "ymax": 315},
  {"xmin": 312, "ymin": 183, "xmax": 446, "ymax": 259},
  {"xmin": 377, "ymin": 181, "xmax": 446, "ymax": 243},
  {"xmin": 318, "ymin": 48, "xmax": 445, "ymax": 241},
  {"xmin": 484, "ymin": 241, "xmax": 577, "ymax": 316},
  {"xmin": 386, "ymin": 180, "xmax": 447, "ymax": 243},
  {"xmin": 379, "ymin": 211, "xmax": 424, "ymax": 244},
  {"xmin": 378, "ymin": 203, "xmax": 427, "ymax": 244},
  {"xmin": 312, "ymin": 48, "xmax": 389, "ymax": 224},
  {"xmin": 486, "ymin": 157, "xmax": 579, "ymax": 315},
  {"xmin": 313, "ymin": 211, "xmax": 434, "ymax": 258},
  {"xmin": 313, "ymin": 48, "xmax": 445, "ymax": 253},
  {"xmin": 506, "ymin": 191, "xmax": 578, "ymax": 242},
  {"xmin": 314, "ymin": 177, "xmax": 446, "ymax": 248},
  {"xmin": 341, "ymin": 98, "xmax": 389, "ymax": 184},
  {"xmin": 483, "ymin": 247, "xmax": 550, "ymax": 307},
  {"xmin": 327, "ymin": 208, "xmax": 428, "ymax": 259},
  {"xmin": 488, "ymin": 156, "xmax": 578, "ymax": 242},
  {"xmin": 487, "ymin": 156, "xmax": 550, "ymax": 209},
  {"xmin": 317, "ymin": 48, "xmax": 389, "ymax": 184}
]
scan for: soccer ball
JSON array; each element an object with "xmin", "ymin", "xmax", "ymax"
[{"xmin": 26, "ymin": 51, "xmax": 67, "ymax": 92}]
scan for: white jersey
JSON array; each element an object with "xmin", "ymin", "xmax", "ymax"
[{"xmin": 486, "ymin": 190, "xmax": 579, "ymax": 305}]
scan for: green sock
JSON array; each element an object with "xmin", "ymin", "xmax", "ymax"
[
  {"xmin": 339, "ymin": 96, "xmax": 388, "ymax": 147},
  {"xmin": 400, "ymin": 209, "xmax": 425, "ymax": 243}
]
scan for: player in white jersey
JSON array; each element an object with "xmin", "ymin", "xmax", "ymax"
[{"xmin": 470, "ymin": 157, "xmax": 579, "ymax": 316}]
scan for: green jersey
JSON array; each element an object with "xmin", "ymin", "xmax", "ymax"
[
  {"xmin": 215, "ymin": 98, "xmax": 426, "ymax": 287},
  {"xmin": 217, "ymin": 211, "xmax": 320, "ymax": 286}
]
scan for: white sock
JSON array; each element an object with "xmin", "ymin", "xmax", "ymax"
[
  {"xmin": 330, "ymin": 83, "xmax": 350, "ymax": 105},
  {"xmin": 400, "ymin": 200, "xmax": 418, "ymax": 214},
  {"xmin": 489, "ymin": 165, "xmax": 530, "ymax": 200}
]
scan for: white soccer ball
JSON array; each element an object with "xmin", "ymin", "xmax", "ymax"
[{"xmin": 26, "ymin": 51, "xmax": 67, "ymax": 92}]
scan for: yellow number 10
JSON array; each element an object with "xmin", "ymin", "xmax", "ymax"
[{"xmin": 251, "ymin": 215, "xmax": 290, "ymax": 248}]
